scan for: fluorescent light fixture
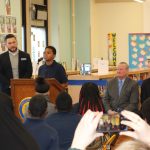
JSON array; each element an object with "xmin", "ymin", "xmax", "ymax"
[{"xmin": 134, "ymin": 0, "xmax": 145, "ymax": 3}]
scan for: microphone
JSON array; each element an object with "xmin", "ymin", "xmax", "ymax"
[{"xmin": 38, "ymin": 57, "xmax": 43, "ymax": 63}]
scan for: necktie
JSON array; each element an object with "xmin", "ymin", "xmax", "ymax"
[{"xmin": 119, "ymin": 80, "xmax": 123, "ymax": 96}]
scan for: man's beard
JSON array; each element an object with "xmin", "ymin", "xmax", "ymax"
[{"xmin": 8, "ymin": 48, "xmax": 17, "ymax": 52}]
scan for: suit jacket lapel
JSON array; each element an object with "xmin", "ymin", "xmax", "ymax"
[
  {"xmin": 6, "ymin": 51, "xmax": 13, "ymax": 78},
  {"xmin": 119, "ymin": 77, "xmax": 129, "ymax": 97},
  {"xmin": 114, "ymin": 77, "xmax": 119, "ymax": 99},
  {"xmin": 18, "ymin": 50, "xmax": 21, "ymax": 76}
]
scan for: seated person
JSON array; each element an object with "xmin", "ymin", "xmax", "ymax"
[
  {"xmin": 25, "ymin": 77, "xmax": 56, "ymax": 118},
  {"xmin": 72, "ymin": 82, "xmax": 104, "ymax": 115},
  {"xmin": 35, "ymin": 77, "xmax": 56, "ymax": 116},
  {"xmin": 24, "ymin": 95, "xmax": 59, "ymax": 150},
  {"xmin": 46, "ymin": 91, "xmax": 81, "ymax": 150},
  {"xmin": 103, "ymin": 62, "xmax": 139, "ymax": 115},
  {"xmin": 141, "ymin": 97, "xmax": 150, "ymax": 124},
  {"xmin": 38, "ymin": 46, "xmax": 68, "ymax": 88},
  {"xmin": 141, "ymin": 78, "xmax": 150, "ymax": 104}
]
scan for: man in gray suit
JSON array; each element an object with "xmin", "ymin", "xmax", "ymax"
[{"xmin": 103, "ymin": 62, "xmax": 139, "ymax": 115}]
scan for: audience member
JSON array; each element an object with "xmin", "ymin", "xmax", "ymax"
[
  {"xmin": 0, "ymin": 34, "xmax": 32, "ymax": 95},
  {"xmin": 69, "ymin": 110, "xmax": 103, "ymax": 150},
  {"xmin": 73, "ymin": 82, "xmax": 104, "ymax": 115},
  {"xmin": 24, "ymin": 95, "xmax": 59, "ymax": 150},
  {"xmin": 35, "ymin": 77, "xmax": 56, "ymax": 116},
  {"xmin": 141, "ymin": 78, "xmax": 150, "ymax": 103},
  {"xmin": 0, "ymin": 92, "xmax": 39, "ymax": 150},
  {"xmin": 70, "ymin": 109, "xmax": 150, "ymax": 150},
  {"xmin": 38, "ymin": 46, "xmax": 68, "ymax": 88},
  {"xmin": 103, "ymin": 62, "xmax": 139, "ymax": 115},
  {"xmin": 141, "ymin": 97, "xmax": 150, "ymax": 124},
  {"xmin": 46, "ymin": 91, "xmax": 81, "ymax": 150},
  {"xmin": 116, "ymin": 140, "xmax": 150, "ymax": 150}
]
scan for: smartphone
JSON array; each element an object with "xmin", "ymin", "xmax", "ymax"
[{"xmin": 97, "ymin": 114, "xmax": 128, "ymax": 133}]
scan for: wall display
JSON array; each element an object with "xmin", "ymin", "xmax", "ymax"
[
  {"xmin": 5, "ymin": 16, "xmax": 11, "ymax": 33},
  {"xmin": 129, "ymin": 33, "xmax": 150, "ymax": 69},
  {"xmin": 0, "ymin": 16, "xmax": 5, "ymax": 33},
  {"xmin": 0, "ymin": 34, "xmax": 6, "ymax": 52},
  {"xmin": 0, "ymin": 0, "xmax": 18, "ymax": 52},
  {"xmin": 5, "ymin": 0, "xmax": 11, "ymax": 15},
  {"xmin": 11, "ymin": 17, "xmax": 16, "ymax": 33},
  {"xmin": 108, "ymin": 33, "xmax": 117, "ymax": 66}
]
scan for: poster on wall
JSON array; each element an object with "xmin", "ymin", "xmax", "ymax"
[
  {"xmin": 108, "ymin": 33, "xmax": 117, "ymax": 66},
  {"xmin": 0, "ymin": 34, "xmax": 6, "ymax": 53},
  {"xmin": 11, "ymin": 17, "xmax": 17, "ymax": 33},
  {"xmin": 0, "ymin": 16, "xmax": 5, "ymax": 33},
  {"xmin": 129, "ymin": 33, "xmax": 150, "ymax": 69},
  {"xmin": 5, "ymin": 0, "xmax": 11, "ymax": 15},
  {"xmin": 5, "ymin": 16, "xmax": 11, "ymax": 33}
]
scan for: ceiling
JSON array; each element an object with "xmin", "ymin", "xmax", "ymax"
[{"xmin": 95, "ymin": 0, "xmax": 143, "ymax": 3}]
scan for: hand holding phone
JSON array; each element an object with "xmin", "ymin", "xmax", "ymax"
[{"xmin": 97, "ymin": 114, "xmax": 128, "ymax": 133}]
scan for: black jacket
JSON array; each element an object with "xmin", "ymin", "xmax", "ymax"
[{"xmin": 0, "ymin": 50, "xmax": 33, "ymax": 92}]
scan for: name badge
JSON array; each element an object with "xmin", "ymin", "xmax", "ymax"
[{"xmin": 21, "ymin": 58, "xmax": 27, "ymax": 61}]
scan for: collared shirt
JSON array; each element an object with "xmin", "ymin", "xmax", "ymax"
[
  {"xmin": 38, "ymin": 60, "xmax": 68, "ymax": 84},
  {"xmin": 9, "ymin": 49, "xmax": 19, "ymax": 79},
  {"xmin": 8, "ymin": 49, "xmax": 19, "ymax": 56}
]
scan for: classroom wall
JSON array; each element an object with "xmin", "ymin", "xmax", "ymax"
[
  {"xmin": 143, "ymin": 0, "xmax": 150, "ymax": 32},
  {"xmin": 49, "ymin": 0, "xmax": 71, "ymax": 69},
  {"xmin": 91, "ymin": 1, "xmax": 143, "ymax": 65},
  {"xmin": 75, "ymin": 0, "xmax": 91, "ymax": 64}
]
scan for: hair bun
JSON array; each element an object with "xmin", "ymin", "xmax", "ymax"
[
  {"xmin": 35, "ymin": 77, "xmax": 45, "ymax": 85},
  {"xmin": 35, "ymin": 77, "xmax": 50, "ymax": 93}
]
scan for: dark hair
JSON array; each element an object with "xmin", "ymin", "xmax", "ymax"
[
  {"xmin": 45, "ymin": 46, "xmax": 56, "ymax": 55},
  {"xmin": 79, "ymin": 82, "xmax": 104, "ymax": 116},
  {"xmin": 141, "ymin": 97, "xmax": 150, "ymax": 124},
  {"xmin": 5, "ymin": 34, "xmax": 16, "ymax": 41},
  {"xmin": 29, "ymin": 95, "xmax": 47, "ymax": 117},
  {"xmin": 35, "ymin": 77, "xmax": 50, "ymax": 93},
  {"xmin": 56, "ymin": 91, "xmax": 72, "ymax": 112}
]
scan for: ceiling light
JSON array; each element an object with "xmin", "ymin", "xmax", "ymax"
[{"xmin": 134, "ymin": 0, "xmax": 145, "ymax": 3}]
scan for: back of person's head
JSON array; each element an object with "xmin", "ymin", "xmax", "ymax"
[
  {"xmin": 29, "ymin": 95, "xmax": 48, "ymax": 118},
  {"xmin": 56, "ymin": 91, "xmax": 72, "ymax": 112},
  {"xmin": 0, "ymin": 92, "xmax": 39, "ymax": 150},
  {"xmin": 5, "ymin": 34, "xmax": 16, "ymax": 41},
  {"xmin": 116, "ymin": 140, "xmax": 150, "ymax": 150},
  {"xmin": 45, "ymin": 46, "xmax": 56, "ymax": 55},
  {"xmin": 141, "ymin": 97, "xmax": 150, "ymax": 124},
  {"xmin": 35, "ymin": 77, "xmax": 50, "ymax": 94},
  {"xmin": 79, "ymin": 82, "xmax": 104, "ymax": 115}
]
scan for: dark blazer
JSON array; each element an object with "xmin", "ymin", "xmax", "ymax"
[
  {"xmin": 24, "ymin": 119, "xmax": 59, "ymax": 150},
  {"xmin": 141, "ymin": 78, "xmax": 150, "ymax": 104},
  {"xmin": 0, "ymin": 50, "xmax": 32, "ymax": 93},
  {"xmin": 103, "ymin": 77, "xmax": 139, "ymax": 113}
]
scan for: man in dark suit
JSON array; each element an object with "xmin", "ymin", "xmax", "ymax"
[
  {"xmin": 141, "ymin": 78, "xmax": 150, "ymax": 104},
  {"xmin": 0, "ymin": 34, "xmax": 32, "ymax": 95},
  {"xmin": 103, "ymin": 62, "xmax": 139, "ymax": 115}
]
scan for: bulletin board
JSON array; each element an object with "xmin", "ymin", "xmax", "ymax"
[
  {"xmin": 0, "ymin": 0, "xmax": 17, "ymax": 52},
  {"xmin": 129, "ymin": 33, "xmax": 150, "ymax": 69}
]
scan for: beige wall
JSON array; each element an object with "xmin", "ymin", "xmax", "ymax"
[
  {"xmin": 91, "ymin": 1, "xmax": 143, "ymax": 65},
  {"xmin": 143, "ymin": 0, "xmax": 150, "ymax": 32}
]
